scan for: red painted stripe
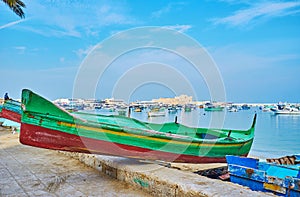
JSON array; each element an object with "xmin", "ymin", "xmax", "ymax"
[
  {"xmin": 1, "ymin": 109, "xmax": 21, "ymax": 123},
  {"xmin": 20, "ymin": 123, "xmax": 242, "ymax": 163}
]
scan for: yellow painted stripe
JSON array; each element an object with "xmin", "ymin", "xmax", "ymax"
[
  {"xmin": 263, "ymin": 183, "xmax": 286, "ymax": 194},
  {"xmin": 71, "ymin": 124, "xmax": 250, "ymax": 147}
]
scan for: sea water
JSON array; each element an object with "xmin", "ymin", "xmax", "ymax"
[{"xmin": 91, "ymin": 108, "xmax": 300, "ymax": 159}]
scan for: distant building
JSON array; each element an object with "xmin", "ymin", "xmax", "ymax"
[
  {"xmin": 84, "ymin": 99, "xmax": 103, "ymax": 109},
  {"xmin": 130, "ymin": 101, "xmax": 158, "ymax": 107},
  {"xmin": 103, "ymin": 98, "xmax": 127, "ymax": 107},
  {"xmin": 53, "ymin": 98, "xmax": 70, "ymax": 106},
  {"xmin": 152, "ymin": 95, "xmax": 193, "ymax": 105}
]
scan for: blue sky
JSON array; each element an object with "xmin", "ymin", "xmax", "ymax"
[{"xmin": 1, "ymin": 0, "xmax": 300, "ymax": 102}]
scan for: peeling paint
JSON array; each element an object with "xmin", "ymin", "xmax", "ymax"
[{"xmin": 134, "ymin": 178, "xmax": 149, "ymax": 188}]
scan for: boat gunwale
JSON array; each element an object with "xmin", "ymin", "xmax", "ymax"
[
  {"xmin": 73, "ymin": 111, "xmax": 256, "ymax": 135},
  {"xmin": 22, "ymin": 110, "xmax": 255, "ymax": 145}
]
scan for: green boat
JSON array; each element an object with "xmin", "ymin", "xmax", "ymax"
[
  {"xmin": 20, "ymin": 89, "xmax": 256, "ymax": 163},
  {"xmin": 204, "ymin": 106, "xmax": 224, "ymax": 112}
]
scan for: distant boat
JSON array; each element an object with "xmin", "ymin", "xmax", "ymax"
[
  {"xmin": 241, "ymin": 104, "xmax": 250, "ymax": 110},
  {"xmin": 204, "ymin": 105, "xmax": 224, "ymax": 112},
  {"xmin": 273, "ymin": 110, "xmax": 300, "ymax": 115},
  {"xmin": 20, "ymin": 89, "xmax": 257, "ymax": 163},
  {"xmin": 271, "ymin": 104, "xmax": 300, "ymax": 115},
  {"xmin": 183, "ymin": 104, "xmax": 195, "ymax": 112},
  {"xmin": 204, "ymin": 103, "xmax": 224, "ymax": 112},
  {"xmin": 1, "ymin": 99, "xmax": 21, "ymax": 123},
  {"xmin": 226, "ymin": 155, "xmax": 300, "ymax": 196},
  {"xmin": 148, "ymin": 107, "xmax": 166, "ymax": 117},
  {"xmin": 133, "ymin": 107, "xmax": 142, "ymax": 112},
  {"xmin": 167, "ymin": 105, "xmax": 177, "ymax": 113},
  {"xmin": 184, "ymin": 107, "xmax": 192, "ymax": 112},
  {"xmin": 228, "ymin": 106, "xmax": 239, "ymax": 112},
  {"xmin": 147, "ymin": 111, "xmax": 165, "ymax": 117},
  {"xmin": 168, "ymin": 107, "xmax": 177, "ymax": 114},
  {"xmin": 117, "ymin": 107, "xmax": 127, "ymax": 116},
  {"xmin": 262, "ymin": 105, "xmax": 273, "ymax": 112}
]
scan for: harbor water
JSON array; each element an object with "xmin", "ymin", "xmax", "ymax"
[{"xmin": 90, "ymin": 107, "xmax": 300, "ymax": 159}]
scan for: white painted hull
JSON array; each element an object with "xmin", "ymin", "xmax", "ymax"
[
  {"xmin": 148, "ymin": 111, "xmax": 166, "ymax": 117},
  {"xmin": 274, "ymin": 110, "xmax": 300, "ymax": 115}
]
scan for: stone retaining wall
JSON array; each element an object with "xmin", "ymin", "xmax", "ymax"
[{"xmin": 59, "ymin": 151, "xmax": 274, "ymax": 197}]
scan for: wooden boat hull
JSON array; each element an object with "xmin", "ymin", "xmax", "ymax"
[
  {"xmin": 20, "ymin": 89, "xmax": 256, "ymax": 163},
  {"xmin": 21, "ymin": 123, "xmax": 251, "ymax": 163},
  {"xmin": 226, "ymin": 155, "xmax": 300, "ymax": 196},
  {"xmin": 1, "ymin": 108, "xmax": 21, "ymax": 123}
]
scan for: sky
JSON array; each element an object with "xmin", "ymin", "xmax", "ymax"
[{"xmin": 0, "ymin": 0, "xmax": 300, "ymax": 103}]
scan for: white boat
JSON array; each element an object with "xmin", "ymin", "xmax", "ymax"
[
  {"xmin": 262, "ymin": 106, "xmax": 272, "ymax": 112},
  {"xmin": 148, "ymin": 107, "xmax": 166, "ymax": 117},
  {"xmin": 271, "ymin": 105, "xmax": 300, "ymax": 115},
  {"xmin": 273, "ymin": 109, "xmax": 300, "ymax": 115},
  {"xmin": 148, "ymin": 111, "xmax": 166, "ymax": 117},
  {"xmin": 228, "ymin": 106, "xmax": 239, "ymax": 112}
]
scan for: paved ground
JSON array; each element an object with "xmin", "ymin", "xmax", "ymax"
[{"xmin": 0, "ymin": 127, "xmax": 152, "ymax": 197}]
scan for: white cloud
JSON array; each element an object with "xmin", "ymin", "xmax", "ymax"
[
  {"xmin": 151, "ymin": 2, "xmax": 186, "ymax": 18},
  {"xmin": 0, "ymin": 19, "xmax": 27, "ymax": 29},
  {"xmin": 11, "ymin": 46, "xmax": 47, "ymax": 55},
  {"xmin": 75, "ymin": 45, "xmax": 96, "ymax": 59},
  {"xmin": 211, "ymin": 1, "xmax": 300, "ymax": 27},
  {"xmin": 20, "ymin": 1, "xmax": 138, "ymax": 38},
  {"xmin": 209, "ymin": 43, "xmax": 300, "ymax": 75},
  {"xmin": 14, "ymin": 46, "xmax": 26, "ymax": 54},
  {"xmin": 163, "ymin": 25, "xmax": 192, "ymax": 33}
]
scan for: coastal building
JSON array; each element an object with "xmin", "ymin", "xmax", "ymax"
[
  {"xmin": 104, "ymin": 98, "xmax": 126, "ymax": 106},
  {"xmin": 130, "ymin": 101, "xmax": 159, "ymax": 108},
  {"xmin": 84, "ymin": 99, "xmax": 103, "ymax": 109},
  {"xmin": 152, "ymin": 95, "xmax": 193, "ymax": 105},
  {"xmin": 53, "ymin": 98, "xmax": 85, "ymax": 110}
]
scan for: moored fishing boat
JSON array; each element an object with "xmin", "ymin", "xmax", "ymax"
[
  {"xmin": 271, "ymin": 108, "xmax": 300, "ymax": 115},
  {"xmin": 20, "ymin": 89, "xmax": 257, "ymax": 163},
  {"xmin": 204, "ymin": 106, "xmax": 224, "ymax": 112},
  {"xmin": 147, "ymin": 111, "xmax": 165, "ymax": 117},
  {"xmin": 226, "ymin": 155, "xmax": 300, "ymax": 196},
  {"xmin": 271, "ymin": 103, "xmax": 300, "ymax": 115},
  {"xmin": 228, "ymin": 106, "xmax": 239, "ymax": 112},
  {"xmin": 147, "ymin": 110, "xmax": 166, "ymax": 117},
  {"xmin": 133, "ymin": 107, "xmax": 142, "ymax": 112},
  {"xmin": 1, "ymin": 99, "xmax": 22, "ymax": 123},
  {"xmin": 117, "ymin": 107, "xmax": 127, "ymax": 116},
  {"xmin": 148, "ymin": 107, "xmax": 166, "ymax": 117},
  {"xmin": 204, "ymin": 103, "xmax": 224, "ymax": 112}
]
